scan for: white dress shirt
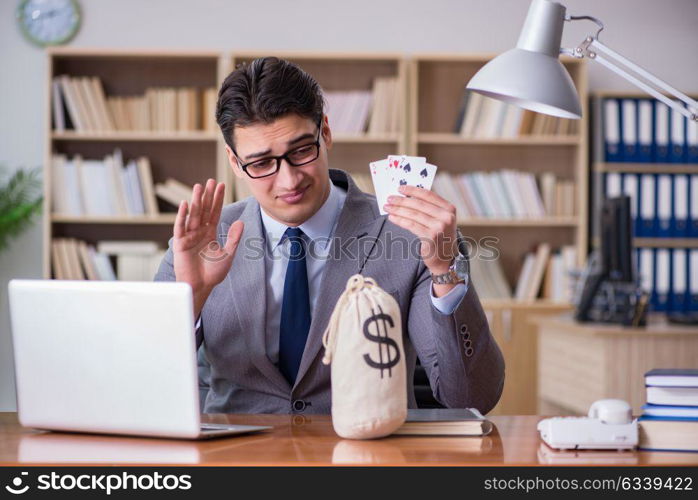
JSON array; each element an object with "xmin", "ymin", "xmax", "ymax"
[{"xmin": 197, "ymin": 180, "xmax": 467, "ymax": 361}]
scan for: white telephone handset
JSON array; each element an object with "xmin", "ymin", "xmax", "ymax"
[{"xmin": 537, "ymin": 399, "xmax": 638, "ymax": 450}]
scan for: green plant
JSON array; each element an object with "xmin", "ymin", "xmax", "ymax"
[{"xmin": 0, "ymin": 166, "xmax": 43, "ymax": 253}]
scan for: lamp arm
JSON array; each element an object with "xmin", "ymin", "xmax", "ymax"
[{"xmin": 567, "ymin": 36, "xmax": 698, "ymax": 122}]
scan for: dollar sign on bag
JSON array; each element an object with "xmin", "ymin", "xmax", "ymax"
[{"xmin": 362, "ymin": 305, "xmax": 400, "ymax": 378}]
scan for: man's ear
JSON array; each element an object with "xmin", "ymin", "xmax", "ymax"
[
  {"xmin": 225, "ymin": 144, "xmax": 244, "ymax": 179},
  {"xmin": 321, "ymin": 114, "xmax": 332, "ymax": 151}
]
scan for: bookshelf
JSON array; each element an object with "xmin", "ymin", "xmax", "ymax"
[
  {"xmin": 42, "ymin": 49, "xmax": 591, "ymax": 414},
  {"xmin": 591, "ymin": 90, "xmax": 698, "ymax": 317},
  {"xmin": 410, "ymin": 54, "xmax": 589, "ymax": 303},
  {"xmin": 43, "ymin": 48, "xmax": 231, "ymax": 278}
]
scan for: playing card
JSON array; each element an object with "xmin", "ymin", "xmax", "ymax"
[
  {"xmin": 369, "ymin": 159, "xmax": 391, "ymax": 213},
  {"xmin": 386, "ymin": 155, "xmax": 426, "ymax": 186},
  {"xmin": 371, "ymin": 155, "xmax": 438, "ymax": 215}
]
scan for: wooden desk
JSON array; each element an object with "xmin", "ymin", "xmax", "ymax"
[
  {"xmin": 0, "ymin": 413, "xmax": 695, "ymax": 466},
  {"xmin": 533, "ymin": 314, "xmax": 698, "ymax": 415}
]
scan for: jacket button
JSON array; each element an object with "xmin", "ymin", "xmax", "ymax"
[
  {"xmin": 463, "ymin": 339, "xmax": 472, "ymax": 349},
  {"xmin": 459, "ymin": 324, "xmax": 468, "ymax": 335},
  {"xmin": 292, "ymin": 400, "xmax": 307, "ymax": 412},
  {"xmin": 462, "ymin": 331, "xmax": 470, "ymax": 340},
  {"xmin": 465, "ymin": 347, "xmax": 474, "ymax": 357}
]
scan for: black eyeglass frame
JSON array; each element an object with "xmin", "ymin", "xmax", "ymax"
[{"xmin": 232, "ymin": 119, "xmax": 323, "ymax": 179}]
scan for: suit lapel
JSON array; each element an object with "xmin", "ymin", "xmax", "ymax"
[
  {"xmin": 294, "ymin": 169, "xmax": 386, "ymax": 388},
  {"xmin": 225, "ymin": 198, "xmax": 290, "ymax": 394}
]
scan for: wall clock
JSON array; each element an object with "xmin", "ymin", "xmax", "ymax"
[{"xmin": 17, "ymin": 0, "xmax": 81, "ymax": 47}]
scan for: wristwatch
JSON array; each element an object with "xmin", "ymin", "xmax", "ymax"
[{"xmin": 430, "ymin": 229, "xmax": 470, "ymax": 286}]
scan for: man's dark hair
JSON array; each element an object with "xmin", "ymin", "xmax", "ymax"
[{"xmin": 216, "ymin": 57, "xmax": 325, "ymax": 152}]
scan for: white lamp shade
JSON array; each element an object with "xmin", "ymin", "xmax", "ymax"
[
  {"xmin": 466, "ymin": 47, "xmax": 582, "ymax": 119},
  {"xmin": 466, "ymin": 0, "xmax": 582, "ymax": 119}
]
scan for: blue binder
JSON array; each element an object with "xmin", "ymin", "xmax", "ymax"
[
  {"xmin": 673, "ymin": 174, "xmax": 689, "ymax": 238},
  {"xmin": 656, "ymin": 174, "xmax": 672, "ymax": 238},
  {"xmin": 621, "ymin": 98, "xmax": 639, "ymax": 162},
  {"xmin": 638, "ymin": 247, "xmax": 655, "ymax": 310},
  {"xmin": 692, "ymin": 175, "xmax": 698, "ymax": 238},
  {"xmin": 686, "ymin": 248, "xmax": 698, "ymax": 312},
  {"xmin": 603, "ymin": 98, "xmax": 623, "ymax": 162},
  {"xmin": 654, "ymin": 101, "xmax": 671, "ymax": 163},
  {"xmin": 669, "ymin": 101, "xmax": 687, "ymax": 163},
  {"xmin": 671, "ymin": 249, "xmax": 688, "ymax": 313},
  {"xmin": 622, "ymin": 173, "xmax": 640, "ymax": 238},
  {"xmin": 638, "ymin": 174, "xmax": 657, "ymax": 237},
  {"xmin": 655, "ymin": 249, "xmax": 670, "ymax": 312},
  {"xmin": 637, "ymin": 98, "xmax": 655, "ymax": 162},
  {"xmin": 688, "ymin": 116, "xmax": 698, "ymax": 163}
]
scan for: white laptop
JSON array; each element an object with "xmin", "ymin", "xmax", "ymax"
[{"xmin": 8, "ymin": 279, "xmax": 271, "ymax": 440}]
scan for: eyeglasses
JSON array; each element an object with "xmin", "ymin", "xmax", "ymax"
[{"xmin": 234, "ymin": 120, "xmax": 323, "ymax": 179}]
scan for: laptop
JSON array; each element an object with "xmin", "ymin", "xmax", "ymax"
[{"xmin": 8, "ymin": 279, "xmax": 271, "ymax": 440}]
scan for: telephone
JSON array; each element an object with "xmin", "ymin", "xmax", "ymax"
[{"xmin": 537, "ymin": 399, "xmax": 638, "ymax": 450}]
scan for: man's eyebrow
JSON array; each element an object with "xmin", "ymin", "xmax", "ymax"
[{"xmin": 243, "ymin": 131, "xmax": 316, "ymax": 160}]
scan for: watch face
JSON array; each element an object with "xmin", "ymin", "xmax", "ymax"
[
  {"xmin": 17, "ymin": 0, "xmax": 81, "ymax": 47},
  {"xmin": 454, "ymin": 254, "xmax": 470, "ymax": 279}
]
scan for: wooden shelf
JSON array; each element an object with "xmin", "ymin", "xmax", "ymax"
[
  {"xmin": 595, "ymin": 162, "xmax": 698, "ymax": 174},
  {"xmin": 457, "ymin": 217, "xmax": 578, "ymax": 227},
  {"xmin": 482, "ymin": 299, "xmax": 572, "ymax": 310},
  {"xmin": 51, "ymin": 131, "xmax": 218, "ymax": 142},
  {"xmin": 416, "ymin": 133, "xmax": 580, "ymax": 146},
  {"xmin": 51, "ymin": 214, "xmax": 177, "ymax": 225},
  {"xmin": 633, "ymin": 238, "xmax": 698, "ymax": 248}
]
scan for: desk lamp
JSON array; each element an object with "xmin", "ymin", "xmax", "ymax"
[{"xmin": 466, "ymin": 0, "xmax": 698, "ymax": 121}]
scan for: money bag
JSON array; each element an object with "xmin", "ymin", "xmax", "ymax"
[{"xmin": 322, "ymin": 274, "xmax": 407, "ymax": 439}]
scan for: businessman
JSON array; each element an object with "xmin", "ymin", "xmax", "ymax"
[{"xmin": 155, "ymin": 57, "xmax": 504, "ymax": 415}]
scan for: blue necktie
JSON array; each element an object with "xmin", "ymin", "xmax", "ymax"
[{"xmin": 279, "ymin": 227, "xmax": 311, "ymax": 385}]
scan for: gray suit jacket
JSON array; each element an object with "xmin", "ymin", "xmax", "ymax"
[{"xmin": 155, "ymin": 168, "xmax": 504, "ymax": 415}]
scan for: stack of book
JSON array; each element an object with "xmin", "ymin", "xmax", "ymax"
[
  {"xmin": 51, "ymin": 238, "xmax": 116, "ymax": 280},
  {"xmin": 51, "ymin": 150, "xmax": 193, "ymax": 217},
  {"xmin": 639, "ymin": 368, "xmax": 698, "ymax": 452},
  {"xmin": 432, "ymin": 170, "xmax": 575, "ymax": 219},
  {"xmin": 469, "ymin": 248, "xmax": 512, "ymax": 300},
  {"xmin": 52, "ymin": 75, "xmax": 217, "ymax": 133},
  {"xmin": 454, "ymin": 92, "xmax": 577, "ymax": 138},
  {"xmin": 367, "ymin": 77, "xmax": 402, "ymax": 135},
  {"xmin": 51, "ymin": 238, "xmax": 165, "ymax": 281},
  {"xmin": 380, "ymin": 239, "xmax": 574, "ymax": 302},
  {"xmin": 97, "ymin": 241, "xmax": 166, "ymax": 281},
  {"xmin": 392, "ymin": 408, "xmax": 493, "ymax": 436},
  {"xmin": 324, "ymin": 90, "xmax": 373, "ymax": 134},
  {"xmin": 514, "ymin": 244, "xmax": 577, "ymax": 302}
]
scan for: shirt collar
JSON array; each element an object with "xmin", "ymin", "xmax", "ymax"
[{"xmin": 260, "ymin": 181, "xmax": 345, "ymax": 252}]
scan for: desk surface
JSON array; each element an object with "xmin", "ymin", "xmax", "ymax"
[
  {"xmin": 1, "ymin": 413, "xmax": 696, "ymax": 466},
  {"xmin": 532, "ymin": 313, "xmax": 698, "ymax": 336}
]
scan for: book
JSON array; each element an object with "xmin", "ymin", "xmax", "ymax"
[
  {"xmin": 646, "ymin": 386, "xmax": 698, "ymax": 406},
  {"xmin": 470, "ymin": 252, "xmax": 512, "ymax": 300},
  {"xmin": 97, "ymin": 240, "xmax": 160, "ymax": 255},
  {"xmin": 513, "ymin": 243, "xmax": 551, "ymax": 301},
  {"xmin": 514, "ymin": 253, "xmax": 536, "ymax": 301},
  {"xmin": 642, "ymin": 403, "xmax": 698, "ymax": 419},
  {"xmin": 392, "ymin": 408, "xmax": 493, "ymax": 436},
  {"xmin": 136, "ymin": 157, "xmax": 159, "ymax": 216},
  {"xmin": 51, "ymin": 78, "xmax": 65, "ymax": 132},
  {"xmin": 638, "ymin": 416, "xmax": 698, "ymax": 452},
  {"xmin": 645, "ymin": 368, "xmax": 698, "ymax": 387}
]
